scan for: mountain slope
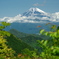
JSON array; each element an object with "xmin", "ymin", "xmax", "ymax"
[
  {"xmin": 22, "ymin": 8, "xmax": 48, "ymax": 17},
  {"xmin": 0, "ymin": 30, "xmax": 34, "ymax": 54},
  {"xmin": 9, "ymin": 29, "xmax": 43, "ymax": 49},
  {"xmin": 9, "ymin": 29, "xmax": 29, "ymax": 38},
  {"xmin": 6, "ymin": 33, "xmax": 34, "ymax": 54}
]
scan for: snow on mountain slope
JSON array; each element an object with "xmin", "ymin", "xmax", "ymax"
[
  {"xmin": 22, "ymin": 8, "xmax": 49, "ymax": 17},
  {"xmin": 0, "ymin": 8, "xmax": 59, "ymax": 23}
]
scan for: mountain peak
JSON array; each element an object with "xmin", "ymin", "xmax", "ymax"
[
  {"xmin": 1, "ymin": 7, "xmax": 59, "ymax": 23},
  {"xmin": 29, "ymin": 8, "xmax": 45, "ymax": 13},
  {"xmin": 22, "ymin": 7, "xmax": 47, "ymax": 17}
]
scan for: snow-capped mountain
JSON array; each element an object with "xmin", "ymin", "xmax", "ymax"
[
  {"xmin": 0, "ymin": 7, "xmax": 59, "ymax": 23},
  {"xmin": 22, "ymin": 8, "xmax": 48, "ymax": 17},
  {"xmin": 1, "ymin": 8, "xmax": 59, "ymax": 34}
]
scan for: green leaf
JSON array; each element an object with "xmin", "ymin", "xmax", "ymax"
[
  {"xmin": 54, "ymin": 32, "xmax": 57, "ymax": 37},
  {"xmin": 1, "ymin": 22, "xmax": 10, "ymax": 27},
  {"xmin": 40, "ymin": 29, "xmax": 45, "ymax": 34},
  {"xmin": 51, "ymin": 46, "xmax": 54, "ymax": 50},
  {"xmin": 53, "ymin": 49, "xmax": 56, "ymax": 53},
  {"xmin": 51, "ymin": 25, "xmax": 56, "ymax": 29},
  {"xmin": 40, "ymin": 52, "xmax": 45, "ymax": 57},
  {"xmin": 57, "ymin": 26, "xmax": 59, "ymax": 30},
  {"xmin": 45, "ymin": 32, "xmax": 49, "ymax": 36},
  {"xmin": 45, "ymin": 23, "xmax": 51, "ymax": 25},
  {"xmin": 43, "ymin": 40, "xmax": 48, "ymax": 46},
  {"xmin": 41, "ymin": 40, "xmax": 44, "ymax": 43},
  {"xmin": 0, "ymin": 26, "xmax": 5, "ymax": 30}
]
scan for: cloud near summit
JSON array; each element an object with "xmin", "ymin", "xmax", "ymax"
[
  {"xmin": 33, "ymin": 3, "xmax": 44, "ymax": 6},
  {"xmin": 33, "ymin": 0, "xmax": 46, "ymax": 6},
  {"xmin": 0, "ymin": 13, "xmax": 59, "ymax": 23}
]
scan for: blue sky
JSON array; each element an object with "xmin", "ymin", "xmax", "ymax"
[{"xmin": 0, "ymin": 0, "xmax": 59, "ymax": 18}]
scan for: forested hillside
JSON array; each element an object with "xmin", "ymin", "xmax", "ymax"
[
  {"xmin": 9, "ymin": 29, "xmax": 29, "ymax": 38},
  {"xmin": 9, "ymin": 29, "xmax": 43, "ymax": 49}
]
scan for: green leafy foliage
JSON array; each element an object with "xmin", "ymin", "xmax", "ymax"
[
  {"xmin": 0, "ymin": 26, "xmax": 5, "ymax": 30},
  {"xmin": 22, "ymin": 48, "xmax": 39, "ymax": 59},
  {"xmin": 40, "ymin": 29, "xmax": 45, "ymax": 34},
  {"xmin": 1, "ymin": 22, "xmax": 10, "ymax": 27},
  {"xmin": 0, "ymin": 35, "xmax": 15, "ymax": 59},
  {"xmin": 37, "ymin": 23, "xmax": 59, "ymax": 59},
  {"xmin": 1, "ymin": 21, "xmax": 59, "ymax": 59},
  {"xmin": 0, "ymin": 22, "xmax": 10, "ymax": 30},
  {"xmin": 0, "ymin": 22, "xmax": 35, "ymax": 59}
]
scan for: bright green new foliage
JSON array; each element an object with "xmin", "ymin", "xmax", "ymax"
[
  {"xmin": 38, "ymin": 24, "xmax": 59, "ymax": 59},
  {"xmin": 0, "ymin": 22, "xmax": 10, "ymax": 30},
  {"xmin": 1, "ymin": 22, "xmax": 10, "ymax": 27},
  {"xmin": 0, "ymin": 36, "xmax": 15, "ymax": 58},
  {"xmin": 0, "ymin": 22, "xmax": 15, "ymax": 59}
]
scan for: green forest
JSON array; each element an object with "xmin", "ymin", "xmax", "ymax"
[{"xmin": 0, "ymin": 22, "xmax": 59, "ymax": 59}]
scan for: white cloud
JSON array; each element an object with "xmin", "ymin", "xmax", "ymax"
[
  {"xmin": 0, "ymin": 14, "xmax": 27, "ymax": 23},
  {"xmin": 33, "ymin": 3, "xmax": 44, "ymax": 6},
  {"xmin": 0, "ymin": 13, "xmax": 59, "ymax": 23},
  {"xmin": 33, "ymin": 0, "xmax": 46, "ymax": 7}
]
